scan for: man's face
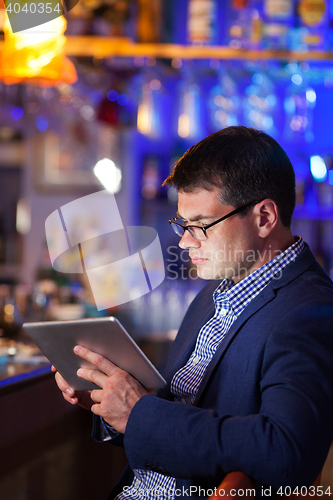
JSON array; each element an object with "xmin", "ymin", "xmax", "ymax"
[{"xmin": 177, "ymin": 188, "xmax": 260, "ymax": 281}]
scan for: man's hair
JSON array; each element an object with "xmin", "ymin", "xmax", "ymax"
[{"xmin": 163, "ymin": 126, "xmax": 296, "ymax": 228}]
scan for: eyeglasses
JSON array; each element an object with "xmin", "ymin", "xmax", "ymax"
[{"xmin": 169, "ymin": 200, "xmax": 261, "ymax": 241}]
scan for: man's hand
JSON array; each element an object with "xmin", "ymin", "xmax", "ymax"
[
  {"xmin": 51, "ymin": 365, "xmax": 94, "ymax": 411},
  {"xmin": 74, "ymin": 345, "xmax": 148, "ymax": 434}
]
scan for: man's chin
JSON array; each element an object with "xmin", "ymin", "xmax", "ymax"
[
  {"xmin": 196, "ymin": 264, "xmax": 237, "ymax": 281},
  {"xmin": 196, "ymin": 266, "xmax": 225, "ymax": 281}
]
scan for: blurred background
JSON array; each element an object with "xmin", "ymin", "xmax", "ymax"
[{"xmin": 1, "ymin": 0, "xmax": 333, "ymax": 498}]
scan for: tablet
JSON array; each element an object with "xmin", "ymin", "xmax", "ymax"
[{"xmin": 23, "ymin": 317, "xmax": 167, "ymax": 391}]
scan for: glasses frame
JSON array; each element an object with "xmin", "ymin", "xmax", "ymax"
[{"xmin": 169, "ymin": 200, "xmax": 261, "ymax": 241}]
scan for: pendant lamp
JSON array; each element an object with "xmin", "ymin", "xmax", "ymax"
[{"xmin": 0, "ymin": 13, "xmax": 77, "ymax": 87}]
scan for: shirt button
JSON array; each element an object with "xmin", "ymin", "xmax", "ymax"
[
  {"xmin": 220, "ymin": 308, "xmax": 229, "ymax": 316},
  {"xmin": 192, "ymin": 355, "xmax": 200, "ymax": 365}
]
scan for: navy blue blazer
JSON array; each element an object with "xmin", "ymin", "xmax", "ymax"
[{"xmin": 96, "ymin": 244, "xmax": 333, "ymax": 499}]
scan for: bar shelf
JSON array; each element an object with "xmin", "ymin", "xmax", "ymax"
[{"xmin": 62, "ymin": 37, "xmax": 333, "ymax": 61}]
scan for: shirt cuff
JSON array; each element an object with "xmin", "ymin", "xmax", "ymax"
[{"xmin": 100, "ymin": 418, "xmax": 120, "ymax": 441}]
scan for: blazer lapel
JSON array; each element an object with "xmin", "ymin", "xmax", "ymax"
[
  {"xmin": 158, "ymin": 282, "xmax": 218, "ymax": 400},
  {"xmin": 163, "ymin": 299, "xmax": 216, "ymax": 383},
  {"xmin": 194, "ymin": 285, "xmax": 277, "ymax": 404}
]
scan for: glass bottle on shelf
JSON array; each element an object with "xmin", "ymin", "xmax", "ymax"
[
  {"xmin": 136, "ymin": 0, "xmax": 161, "ymax": 43},
  {"xmin": 187, "ymin": 0, "xmax": 217, "ymax": 45},
  {"xmin": 136, "ymin": 70, "xmax": 163, "ymax": 139},
  {"xmin": 295, "ymin": 0, "xmax": 329, "ymax": 51},
  {"xmin": 228, "ymin": 0, "xmax": 250, "ymax": 49},
  {"xmin": 248, "ymin": 0, "xmax": 264, "ymax": 50},
  {"xmin": 176, "ymin": 64, "xmax": 204, "ymax": 141},
  {"xmin": 262, "ymin": 0, "xmax": 294, "ymax": 49}
]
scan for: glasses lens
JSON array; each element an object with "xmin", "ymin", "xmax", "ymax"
[
  {"xmin": 171, "ymin": 222, "xmax": 185, "ymax": 237},
  {"xmin": 170, "ymin": 221, "xmax": 207, "ymax": 241},
  {"xmin": 188, "ymin": 226, "xmax": 207, "ymax": 241}
]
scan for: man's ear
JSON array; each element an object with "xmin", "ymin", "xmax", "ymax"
[{"xmin": 255, "ymin": 200, "xmax": 278, "ymax": 238}]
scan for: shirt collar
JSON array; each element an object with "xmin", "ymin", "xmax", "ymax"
[{"xmin": 213, "ymin": 236, "xmax": 305, "ymax": 318}]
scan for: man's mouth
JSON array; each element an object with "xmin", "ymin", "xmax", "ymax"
[{"xmin": 190, "ymin": 256, "xmax": 209, "ymax": 265}]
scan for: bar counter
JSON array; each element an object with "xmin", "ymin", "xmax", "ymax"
[{"xmin": 0, "ymin": 344, "xmax": 128, "ymax": 500}]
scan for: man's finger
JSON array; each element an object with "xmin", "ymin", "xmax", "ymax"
[
  {"xmin": 74, "ymin": 345, "xmax": 119, "ymax": 377},
  {"xmin": 55, "ymin": 371, "xmax": 75, "ymax": 396},
  {"xmin": 90, "ymin": 389, "xmax": 102, "ymax": 403},
  {"xmin": 90, "ymin": 403, "xmax": 103, "ymax": 417},
  {"xmin": 77, "ymin": 367, "xmax": 107, "ymax": 388},
  {"xmin": 54, "ymin": 372, "xmax": 78, "ymax": 404}
]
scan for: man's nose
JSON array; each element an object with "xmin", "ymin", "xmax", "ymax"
[{"xmin": 179, "ymin": 230, "xmax": 201, "ymax": 250}]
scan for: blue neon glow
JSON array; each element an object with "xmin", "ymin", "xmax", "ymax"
[
  {"xmin": 328, "ymin": 170, "xmax": 333, "ymax": 186},
  {"xmin": 310, "ymin": 155, "xmax": 327, "ymax": 182},
  {"xmin": 107, "ymin": 90, "xmax": 118, "ymax": 102},
  {"xmin": 117, "ymin": 94, "xmax": 129, "ymax": 106},
  {"xmin": 0, "ymin": 365, "xmax": 51, "ymax": 389},
  {"xmin": 35, "ymin": 116, "xmax": 49, "ymax": 132},
  {"xmin": 11, "ymin": 107, "xmax": 24, "ymax": 120}
]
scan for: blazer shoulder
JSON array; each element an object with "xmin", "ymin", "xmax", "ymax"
[{"xmin": 272, "ymin": 243, "xmax": 333, "ymax": 298}]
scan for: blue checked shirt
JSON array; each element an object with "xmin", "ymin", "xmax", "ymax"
[{"xmin": 114, "ymin": 237, "xmax": 305, "ymax": 500}]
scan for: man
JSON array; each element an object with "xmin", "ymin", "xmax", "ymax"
[{"xmin": 54, "ymin": 126, "xmax": 333, "ymax": 499}]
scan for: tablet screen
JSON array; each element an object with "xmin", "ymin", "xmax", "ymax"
[{"xmin": 23, "ymin": 317, "xmax": 167, "ymax": 391}]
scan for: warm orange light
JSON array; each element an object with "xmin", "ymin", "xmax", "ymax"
[{"xmin": 0, "ymin": 14, "xmax": 77, "ymax": 87}]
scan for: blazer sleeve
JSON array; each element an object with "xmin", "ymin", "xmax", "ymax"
[{"xmin": 122, "ymin": 300, "xmax": 333, "ymax": 489}]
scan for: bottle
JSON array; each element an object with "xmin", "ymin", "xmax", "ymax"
[
  {"xmin": 136, "ymin": 71, "xmax": 163, "ymax": 139},
  {"xmin": 228, "ymin": 0, "xmax": 250, "ymax": 49},
  {"xmin": 262, "ymin": 0, "xmax": 294, "ymax": 49},
  {"xmin": 137, "ymin": 0, "xmax": 161, "ymax": 43},
  {"xmin": 187, "ymin": 0, "xmax": 217, "ymax": 45},
  {"xmin": 248, "ymin": 2, "xmax": 264, "ymax": 50},
  {"xmin": 177, "ymin": 65, "xmax": 204, "ymax": 141},
  {"xmin": 296, "ymin": 0, "xmax": 329, "ymax": 51}
]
